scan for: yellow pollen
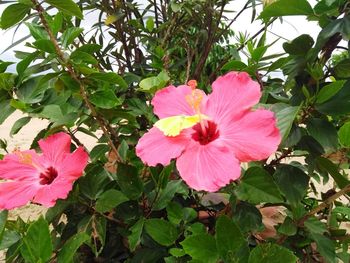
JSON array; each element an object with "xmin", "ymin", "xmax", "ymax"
[
  {"xmin": 186, "ymin": 89, "xmax": 203, "ymax": 113},
  {"xmin": 13, "ymin": 150, "xmax": 33, "ymax": 165}
]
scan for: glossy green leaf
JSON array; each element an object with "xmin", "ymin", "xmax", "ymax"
[
  {"xmin": 306, "ymin": 118, "xmax": 338, "ymax": 152},
  {"xmin": 277, "ymin": 217, "xmax": 297, "ymax": 236},
  {"xmin": 215, "ymin": 215, "xmax": 246, "ymax": 261},
  {"xmin": 0, "ymin": 4, "xmax": 30, "ymax": 29},
  {"xmin": 304, "ymin": 217, "xmax": 327, "ymax": 234},
  {"xmin": 33, "ymin": 39, "xmax": 56, "ymax": 53},
  {"xmin": 234, "ymin": 202, "xmax": 263, "ymax": 232},
  {"xmin": 283, "ymin": 34, "xmax": 314, "ymax": 55},
  {"xmin": 273, "ymin": 165, "xmax": 309, "ymax": 206},
  {"xmin": 248, "ymin": 243, "xmax": 298, "ymax": 263},
  {"xmin": 273, "ymin": 105, "xmax": 300, "ymax": 142},
  {"xmin": 0, "ymin": 230, "xmax": 20, "ymax": 250},
  {"xmin": 334, "ymin": 59, "xmax": 350, "ymax": 78},
  {"xmin": 57, "ymin": 232, "xmax": 90, "ymax": 263},
  {"xmin": 181, "ymin": 234, "xmax": 219, "ymax": 263},
  {"xmin": 0, "ymin": 100, "xmax": 15, "ymax": 125},
  {"xmin": 315, "ymin": 157, "xmax": 349, "ymax": 189},
  {"xmin": 316, "ymin": 81, "xmax": 345, "ymax": 104},
  {"xmin": 61, "ymin": 27, "xmax": 84, "ymax": 48},
  {"xmin": 89, "ymin": 72, "xmax": 127, "ymax": 90},
  {"xmin": 45, "ymin": 0, "xmax": 83, "ymax": 19},
  {"xmin": 128, "ymin": 218, "xmax": 145, "ymax": 252},
  {"xmin": 260, "ymin": 0, "xmax": 313, "ymax": 19},
  {"xmin": 138, "ymin": 70, "xmax": 170, "ymax": 93},
  {"xmin": 117, "ymin": 163, "xmax": 143, "ymax": 200},
  {"xmin": 145, "ymin": 219, "xmax": 178, "ymax": 246},
  {"xmin": 235, "ymin": 167, "xmax": 283, "ymax": 204},
  {"xmin": 90, "ymin": 90, "xmax": 122, "ymax": 109},
  {"xmin": 310, "ymin": 233, "xmax": 336, "ymax": 263},
  {"xmin": 20, "ymin": 217, "xmax": 53, "ymax": 263},
  {"xmin": 338, "ymin": 122, "xmax": 350, "ymax": 147},
  {"xmin": 95, "ymin": 189, "xmax": 129, "ymax": 213}
]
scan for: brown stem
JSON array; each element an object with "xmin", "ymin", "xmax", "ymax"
[{"xmin": 31, "ymin": 0, "xmax": 122, "ymax": 162}]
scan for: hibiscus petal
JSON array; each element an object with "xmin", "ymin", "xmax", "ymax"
[
  {"xmin": 59, "ymin": 147, "xmax": 89, "ymax": 181},
  {"xmin": 152, "ymin": 85, "xmax": 207, "ymax": 118},
  {"xmin": 0, "ymin": 150, "xmax": 39, "ymax": 181},
  {"xmin": 33, "ymin": 181, "xmax": 73, "ymax": 207},
  {"xmin": 176, "ymin": 141, "xmax": 241, "ymax": 192},
  {"xmin": 136, "ymin": 127, "xmax": 190, "ymax": 166},
  {"xmin": 0, "ymin": 181, "xmax": 39, "ymax": 210},
  {"xmin": 38, "ymin": 132, "xmax": 71, "ymax": 166},
  {"xmin": 221, "ymin": 109, "xmax": 281, "ymax": 162},
  {"xmin": 207, "ymin": 71, "xmax": 261, "ymax": 122}
]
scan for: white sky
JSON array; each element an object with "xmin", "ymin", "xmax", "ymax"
[{"xmin": 0, "ymin": 0, "xmax": 320, "ymax": 68}]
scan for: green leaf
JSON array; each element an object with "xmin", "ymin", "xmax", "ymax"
[
  {"xmin": 95, "ymin": 189, "xmax": 129, "ymax": 213},
  {"xmin": 10, "ymin": 116, "xmax": 31, "ymax": 136},
  {"xmin": 151, "ymin": 180, "xmax": 188, "ymax": 210},
  {"xmin": 222, "ymin": 60, "xmax": 247, "ymax": 71},
  {"xmin": 61, "ymin": 27, "xmax": 84, "ymax": 48},
  {"xmin": 304, "ymin": 217, "xmax": 327, "ymax": 234},
  {"xmin": 215, "ymin": 216, "xmax": 246, "ymax": 261},
  {"xmin": 0, "ymin": 100, "xmax": 15, "ymax": 125},
  {"xmin": 0, "ymin": 73, "xmax": 15, "ymax": 90},
  {"xmin": 277, "ymin": 217, "xmax": 297, "ymax": 236},
  {"xmin": 33, "ymin": 39, "xmax": 56, "ymax": 53},
  {"xmin": 166, "ymin": 202, "xmax": 183, "ymax": 225},
  {"xmin": 180, "ymin": 234, "xmax": 219, "ymax": 263},
  {"xmin": 79, "ymin": 164, "xmax": 111, "ymax": 199},
  {"xmin": 90, "ymin": 90, "xmax": 122, "ymax": 109},
  {"xmin": 273, "ymin": 165, "xmax": 309, "ymax": 206},
  {"xmin": 20, "ymin": 217, "xmax": 53, "ymax": 263},
  {"xmin": 272, "ymin": 105, "xmax": 300, "ymax": 142},
  {"xmin": 334, "ymin": 59, "xmax": 350, "ymax": 78},
  {"xmin": 145, "ymin": 219, "xmax": 178, "ymax": 246},
  {"xmin": 235, "ymin": 167, "xmax": 283, "ymax": 204},
  {"xmin": 90, "ymin": 144, "xmax": 109, "ymax": 161},
  {"xmin": 128, "ymin": 218, "xmax": 145, "ymax": 252},
  {"xmin": 248, "ymin": 243, "xmax": 298, "ymax": 263},
  {"xmin": 70, "ymin": 51, "xmax": 98, "ymax": 65},
  {"xmin": 138, "ymin": 70, "xmax": 170, "ymax": 93},
  {"xmin": 310, "ymin": 233, "xmax": 336, "ymax": 263},
  {"xmin": 316, "ymin": 81, "xmax": 345, "ymax": 104},
  {"xmin": 26, "ymin": 22, "xmax": 49, "ymax": 40},
  {"xmin": 0, "ymin": 210, "xmax": 8, "ymax": 242},
  {"xmin": 146, "ymin": 17, "xmax": 154, "ymax": 32},
  {"xmin": 0, "ymin": 230, "xmax": 20, "ymax": 250},
  {"xmin": 259, "ymin": 0, "xmax": 313, "ymax": 19},
  {"xmin": 306, "ymin": 118, "xmax": 338, "ymax": 152},
  {"xmin": 283, "ymin": 34, "xmax": 314, "ymax": 55},
  {"xmin": 57, "ymin": 232, "xmax": 90, "ymax": 263},
  {"xmin": 0, "ymin": 4, "xmax": 30, "ymax": 29},
  {"xmin": 89, "ymin": 72, "xmax": 127, "ymax": 90},
  {"xmin": 338, "ymin": 122, "xmax": 350, "ymax": 147},
  {"xmin": 316, "ymin": 80, "xmax": 350, "ymax": 116},
  {"xmin": 234, "ymin": 202, "xmax": 263, "ymax": 232},
  {"xmin": 117, "ymin": 163, "xmax": 143, "ymax": 200},
  {"xmin": 315, "ymin": 157, "xmax": 349, "ymax": 189},
  {"xmin": 45, "ymin": 0, "xmax": 83, "ymax": 19}
]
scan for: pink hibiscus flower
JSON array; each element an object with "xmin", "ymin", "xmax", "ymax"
[
  {"xmin": 0, "ymin": 132, "xmax": 88, "ymax": 209},
  {"xmin": 136, "ymin": 71, "xmax": 281, "ymax": 192}
]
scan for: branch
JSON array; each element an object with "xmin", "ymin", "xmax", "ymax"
[{"xmin": 31, "ymin": 0, "xmax": 122, "ymax": 162}]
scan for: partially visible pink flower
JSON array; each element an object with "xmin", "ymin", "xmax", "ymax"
[
  {"xmin": 0, "ymin": 132, "xmax": 88, "ymax": 209},
  {"xmin": 136, "ymin": 71, "xmax": 281, "ymax": 192}
]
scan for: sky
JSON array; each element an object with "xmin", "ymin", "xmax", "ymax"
[{"xmin": 0, "ymin": 0, "xmax": 320, "ymax": 69}]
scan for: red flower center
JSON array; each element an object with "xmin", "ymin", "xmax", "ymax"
[
  {"xmin": 192, "ymin": 121, "xmax": 220, "ymax": 145},
  {"xmin": 39, "ymin": 167, "xmax": 58, "ymax": 185}
]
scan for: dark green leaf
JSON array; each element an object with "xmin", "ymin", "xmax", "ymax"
[
  {"xmin": 45, "ymin": 0, "xmax": 83, "ymax": 19},
  {"xmin": 310, "ymin": 233, "xmax": 336, "ymax": 263},
  {"xmin": 20, "ymin": 217, "xmax": 53, "ymax": 263},
  {"xmin": 145, "ymin": 219, "xmax": 178, "ymax": 246},
  {"xmin": 117, "ymin": 163, "xmax": 143, "ymax": 200},
  {"xmin": 315, "ymin": 157, "xmax": 349, "ymax": 189},
  {"xmin": 61, "ymin": 27, "xmax": 84, "ymax": 48},
  {"xmin": 0, "ymin": 100, "xmax": 15, "ymax": 125},
  {"xmin": 283, "ymin": 34, "xmax": 314, "ymax": 55},
  {"xmin": 89, "ymin": 72, "xmax": 127, "ymax": 90},
  {"xmin": 248, "ymin": 243, "xmax": 298, "ymax": 263},
  {"xmin": 33, "ymin": 39, "xmax": 56, "ymax": 53},
  {"xmin": 180, "ymin": 234, "xmax": 219, "ymax": 263},
  {"xmin": 274, "ymin": 165, "xmax": 309, "ymax": 206},
  {"xmin": 304, "ymin": 217, "xmax": 327, "ymax": 234},
  {"xmin": 0, "ymin": 230, "xmax": 20, "ymax": 250},
  {"xmin": 306, "ymin": 118, "xmax": 338, "ymax": 152},
  {"xmin": 259, "ymin": 0, "xmax": 313, "ymax": 19},
  {"xmin": 151, "ymin": 180, "xmax": 188, "ymax": 210},
  {"xmin": 222, "ymin": 60, "xmax": 247, "ymax": 71},
  {"xmin": 0, "ymin": 4, "xmax": 30, "ymax": 29},
  {"xmin": 277, "ymin": 217, "xmax": 297, "ymax": 236},
  {"xmin": 90, "ymin": 90, "xmax": 122, "ymax": 109},
  {"xmin": 90, "ymin": 144, "xmax": 109, "ymax": 161},
  {"xmin": 272, "ymin": 105, "xmax": 300, "ymax": 142},
  {"xmin": 10, "ymin": 116, "xmax": 31, "ymax": 136},
  {"xmin": 128, "ymin": 218, "xmax": 145, "ymax": 252},
  {"xmin": 57, "ymin": 232, "xmax": 90, "ymax": 263},
  {"xmin": 79, "ymin": 164, "xmax": 111, "ymax": 199},
  {"xmin": 235, "ymin": 167, "xmax": 283, "ymax": 204},
  {"xmin": 234, "ymin": 202, "xmax": 263, "ymax": 232},
  {"xmin": 216, "ymin": 215, "xmax": 246, "ymax": 261},
  {"xmin": 334, "ymin": 59, "xmax": 350, "ymax": 78},
  {"xmin": 95, "ymin": 189, "xmax": 129, "ymax": 213}
]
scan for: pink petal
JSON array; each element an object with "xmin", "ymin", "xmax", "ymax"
[
  {"xmin": 33, "ymin": 181, "xmax": 73, "ymax": 207},
  {"xmin": 176, "ymin": 141, "xmax": 241, "ymax": 192},
  {"xmin": 0, "ymin": 181, "xmax": 39, "ymax": 210},
  {"xmin": 136, "ymin": 127, "xmax": 190, "ymax": 166},
  {"xmin": 221, "ymin": 109, "xmax": 281, "ymax": 162},
  {"xmin": 151, "ymin": 85, "xmax": 207, "ymax": 119},
  {"xmin": 206, "ymin": 71, "xmax": 261, "ymax": 123},
  {"xmin": 38, "ymin": 132, "xmax": 71, "ymax": 166},
  {"xmin": 59, "ymin": 147, "xmax": 89, "ymax": 182},
  {"xmin": 0, "ymin": 150, "xmax": 39, "ymax": 181}
]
